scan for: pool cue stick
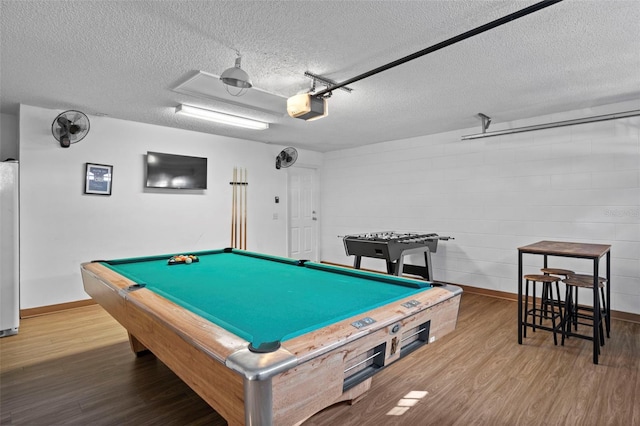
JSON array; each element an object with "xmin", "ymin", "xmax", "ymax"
[
  {"xmin": 238, "ymin": 168, "xmax": 243, "ymax": 249},
  {"xmin": 240, "ymin": 168, "xmax": 244, "ymax": 250},
  {"xmin": 243, "ymin": 168, "xmax": 247, "ymax": 250},
  {"xmin": 239, "ymin": 167, "xmax": 243, "ymax": 250},
  {"xmin": 231, "ymin": 167, "xmax": 237, "ymax": 247},
  {"xmin": 230, "ymin": 167, "xmax": 234, "ymax": 247},
  {"xmin": 235, "ymin": 167, "xmax": 240, "ymax": 248}
]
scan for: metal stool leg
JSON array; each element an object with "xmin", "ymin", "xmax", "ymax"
[
  {"xmin": 549, "ymin": 283, "xmax": 558, "ymax": 346},
  {"xmin": 540, "ymin": 282, "xmax": 549, "ymax": 325},
  {"xmin": 600, "ymin": 286, "xmax": 609, "ymax": 338},
  {"xmin": 524, "ymin": 279, "xmax": 530, "ymax": 338},
  {"xmin": 561, "ymin": 286, "xmax": 573, "ymax": 346}
]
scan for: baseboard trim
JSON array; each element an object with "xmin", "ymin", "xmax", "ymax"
[
  {"xmin": 320, "ymin": 261, "xmax": 640, "ymax": 324},
  {"xmin": 453, "ymin": 283, "xmax": 639, "ymax": 324},
  {"xmin": 20, "ymin": 299, "xmax": 97, "ymax": 318}
]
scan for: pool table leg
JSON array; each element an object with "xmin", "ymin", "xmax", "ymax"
[{"xmin": 128, "ymin": 333, "xmax": 150, "ymax": 356}]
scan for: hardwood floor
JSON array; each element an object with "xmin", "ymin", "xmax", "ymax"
[{"xmin": 1, "ymin": 293, "xmax": 638, "ymax": 425}]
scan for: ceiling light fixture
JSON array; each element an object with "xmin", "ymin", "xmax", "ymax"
[
  {"xmin": 175, "ymin": 104, "xmax": 268, "ymax": 130},
  {"xmin": 220, "ymin": 52, "xmax": 252, "ymax": 97}
]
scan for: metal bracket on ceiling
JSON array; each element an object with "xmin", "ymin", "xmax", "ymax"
[
  {"xmin": 478, "ymin": 113, "xmax": 492, "ymax": 133},
  {"xmin": 304, "ymin": 72, "xmax": 353, "ymax": 98}
]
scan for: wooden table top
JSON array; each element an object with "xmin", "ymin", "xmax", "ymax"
[{"xmin": 518, "ymin": 240, "xmax": 611, "ymax": 258}]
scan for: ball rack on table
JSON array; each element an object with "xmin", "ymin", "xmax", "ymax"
[{"xmin": 343, "ymin": 232, "xmax": 453, "ymax": 281}]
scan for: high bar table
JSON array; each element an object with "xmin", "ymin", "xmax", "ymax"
[{"xmin": 517, "ymin": 240, "xmax": 611, "ymax": 364}]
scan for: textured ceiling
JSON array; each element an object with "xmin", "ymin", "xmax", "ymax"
[{"xmin": 1, "ymin": 0, "xmax": 639, "ymax": 152}]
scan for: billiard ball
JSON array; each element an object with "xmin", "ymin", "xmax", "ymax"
[{"xmin": 185, "ymin": 257, "xmax": 192, "ymax": 264}]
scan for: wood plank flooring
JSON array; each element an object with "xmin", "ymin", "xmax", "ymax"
[{"xmin": 1, "ymin": 293, "xmax": 638, "ymax": 425}]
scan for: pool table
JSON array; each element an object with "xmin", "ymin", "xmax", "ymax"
[{"xmin": 81, "ymin": 248, "xmax": 461, "ymax": 426}]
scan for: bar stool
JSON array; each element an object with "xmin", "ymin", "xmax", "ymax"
[
  {"xmin": 562, "ymin": 274, "xmax": 608, "ymax": 338},
  {"xmin": 523, "ymin": 274, "xmax": 563, "ymax": 345},
  {"xmin": 540, "ymin": 268, "xmax": 574, "ymax": 324},
  {"xmin": 561, "ymin": 277, "xmax": 607, "ymax": 351}
]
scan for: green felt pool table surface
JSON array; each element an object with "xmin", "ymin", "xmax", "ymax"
[{"xmin": 102, "ymin": 248, "xmax": 432, "ymax": 348}]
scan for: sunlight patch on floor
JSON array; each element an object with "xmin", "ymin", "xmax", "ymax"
[{"xmin": 386, "ymin": 390, "xmax": 429, "ymax": 416}]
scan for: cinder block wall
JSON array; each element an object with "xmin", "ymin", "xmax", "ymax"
[{"xmin": 320, "ymin": 101, "xmax": 639, "ymax": 315}]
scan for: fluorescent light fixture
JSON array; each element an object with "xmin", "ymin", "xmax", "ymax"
[{"xmin": 175, "ymin": 104, "xmax": 269, "ymax": 130}]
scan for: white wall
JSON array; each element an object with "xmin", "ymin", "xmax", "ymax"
[
  {"xmin": 18, "ymin": 104, "xmax": 308, "ymax": 309},
  {"xmin": 1, "ymin": 113, "xmax": 19, "ymax": 161},
  {"xmin": 321, "ymin": 101, "xmax": 640, "ymax": 315},
  {"xmin": 16, "ymin": 102, "xmax": 640, "ymax": 315}
]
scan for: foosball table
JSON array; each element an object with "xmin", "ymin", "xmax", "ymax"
[{"xmin": 343, "ymin": 232, "xmax": 454, "ymax": 281}]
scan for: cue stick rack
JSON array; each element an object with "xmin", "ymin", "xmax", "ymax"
[{"xmin": 230, "ymin": 167, "xmax": 248, "ymax": 249}]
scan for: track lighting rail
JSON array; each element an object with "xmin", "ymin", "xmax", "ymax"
[{"xmin": 461, "ymin": 110, "xmax": 640, "ymax": 140}]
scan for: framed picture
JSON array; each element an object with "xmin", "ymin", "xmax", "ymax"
[{"xmin": 84, "ymin": 163, "xmax": 113, "ymax": 195}]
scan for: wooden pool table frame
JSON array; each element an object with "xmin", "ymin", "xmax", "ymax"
[{"xmin": 81, "ymin": 259, "xmax": 461, "ymax": 426}]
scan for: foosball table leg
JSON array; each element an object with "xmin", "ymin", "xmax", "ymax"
[
  {"xmin": 387, "ymin": 261, "xmax": 395, "ymax": 275},
  {"xmin": 424, "ymin": 251, "xmax": 433, "ymax": 281}
]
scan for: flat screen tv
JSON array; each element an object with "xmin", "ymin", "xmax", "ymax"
[{"xmin": 145, "ymin": 151, "xmax": 207, "ymax": 189}]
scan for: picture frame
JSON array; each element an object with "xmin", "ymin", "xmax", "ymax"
[{"xmin": 84, "ymin": 163, "xmax": 113, "ymax": 195}]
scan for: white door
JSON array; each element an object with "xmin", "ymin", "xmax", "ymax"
[{"xmin": 288, "ymin": 167, "xmax": 318, "ymax": 261}]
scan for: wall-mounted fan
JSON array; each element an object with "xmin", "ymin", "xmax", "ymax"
[
  {"xmin": 52, "ymin": 110, "xmax": 90, "ymax": 148},
  {"xmin": 275, "ymin": 147, "xmax": 298, "ymax": 169}
]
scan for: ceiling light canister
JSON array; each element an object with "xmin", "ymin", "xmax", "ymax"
[{"xmin": 220, "ymin": 54, "xmax": 252, "ymax": 96}]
